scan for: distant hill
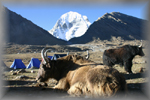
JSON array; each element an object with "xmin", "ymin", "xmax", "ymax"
[
  {"xmin": 4, "ymin": 7, "xmax": 66, "ymax": 45},
  {"xmin": 69, "ymin": 12, "xmax": 147, "ymax": 44}
]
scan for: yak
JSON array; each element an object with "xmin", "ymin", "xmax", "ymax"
[
  {"xmin": 103, "ymin": 42, "xmax": 144, "ymax": 74},
  {"xmin": 36, "ymin": 47, "xmax": 127, "ymax": 98}
]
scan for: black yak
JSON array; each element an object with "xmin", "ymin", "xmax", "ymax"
[{"xmin": 103, "ymin": 42, "xmax": 144, "ymax": 74}]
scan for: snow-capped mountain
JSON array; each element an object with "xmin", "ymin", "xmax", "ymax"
[{"xmin": 49, "ymin": 11, "xmax": 91, "ymax": 41}]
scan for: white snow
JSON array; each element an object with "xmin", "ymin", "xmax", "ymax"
[{"xmin": 49, "ymin": 11, "xmax": 91, "ymax": 41}]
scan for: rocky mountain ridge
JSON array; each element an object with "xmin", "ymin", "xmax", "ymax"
[
  {"xmin": 4, "ymin": 7, "xmax": 66, "ymax": 45},
  {"xmin": 69, "ymin": 12, "xmax": 146, "ymax": 44}
]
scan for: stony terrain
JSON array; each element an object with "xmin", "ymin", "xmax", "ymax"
[{"xmin": 1, "ymin": 40, "xmax": 149, "ymax": 99}]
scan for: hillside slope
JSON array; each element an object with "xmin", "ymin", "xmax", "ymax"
[
  {"xmin": 4, "ymin": 7, "xmax": 66, "ymax": 45},
  {"xmin": 69, "ymin": 12, "xmax": 146, "ymax": 44}
]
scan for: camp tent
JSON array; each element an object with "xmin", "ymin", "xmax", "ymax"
[
  {"xmin": 52, "ymin": 54, "xmax": 67, "ymax": 60},
  {"xmin": 48, "ymin": 56, "xmax": 53, "ymax": 60},
  {"xmin": 10, "ymin": 59, "xmax": 26, "ymax": 69},
  {"xmin": 26, "ymin": 58, "xmax": 41, "ymax": 69}
]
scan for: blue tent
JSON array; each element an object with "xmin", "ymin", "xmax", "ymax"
[
  {"xmin": 52, "ymin": 54, "xmax": 67, "ymax": 60},
  {"xmin": 10, "ymin": 59, "xmax": 26, "ymax": 69},
  {"xmin": 26, "ymin": 58, "xmax": 41, "ymax": 69},
  {"xmin": 48, "ymin": 56, "xmax": 53, "ymax": 60}
]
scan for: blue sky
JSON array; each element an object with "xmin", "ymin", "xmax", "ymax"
[{"xmin": 3, "ymin": 2, "xmax": 148, "ymax": 31}]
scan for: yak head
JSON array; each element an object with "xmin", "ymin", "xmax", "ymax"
[
  {"xmin": 137, "ymin": 40, "xmax": 145, "ymax": 56},
  {"xmin": 36, "ymin": 48, "xmax": 91, "ymax": 83},
  {"xmin": 36, "ymin": 48, "xmax": 58, "ymax": 82}
]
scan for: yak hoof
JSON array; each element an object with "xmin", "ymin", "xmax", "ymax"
[
  {"xmin": 127, "ymin": 72, "xmax": 132, "ymax": 74},
  {"xmin": 44, "ymin": 83, "xmax": 48, "ymax": 87}
]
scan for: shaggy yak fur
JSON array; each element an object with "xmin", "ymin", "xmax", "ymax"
[
  {"xmin": 36, "ymin": 48, "xmax": 127, "ymax": 98},
  {"xmin": 103, "ymin": 44, "xmax": 144, "ymax": 74}
]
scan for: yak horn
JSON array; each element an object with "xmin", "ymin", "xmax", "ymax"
[
  {"xmin": 139, "ymin": 40, "xmax": 143, "ymax": 47},
  {"xmin": 44, "ymin": 49, "xmax": 51, "ymax": 57},
  {"xmin": 85, "ymin": 50, "xmax": 89, "ymax": 60},
  {"xmin": 41, "ymin": 48, "xmax": 48, "ymax": 64},
  {"xmin": 67, "ymin": 52, "xmax": 69, "ymax": 56}
]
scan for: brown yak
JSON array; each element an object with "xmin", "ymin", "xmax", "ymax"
[{"xmin": 36, "ymin": 48, "xmax": 127, "ymax": 98}]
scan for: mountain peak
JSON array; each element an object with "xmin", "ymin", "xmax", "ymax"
[
  {"xmin": 97, "ymin": 12, "xmax": 140, "ymax": 22},
  {"xmin": 49, "ymin": 11, "xmax": 91, "ymax": 41},
  {"xmin": 97, "ymin": 12, "xmax": 120, "ymax": 20}
]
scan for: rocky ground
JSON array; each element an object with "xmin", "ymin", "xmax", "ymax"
[{"xmin": 1, "ymin": 40, "xmax": 149, "ymax": 99}]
